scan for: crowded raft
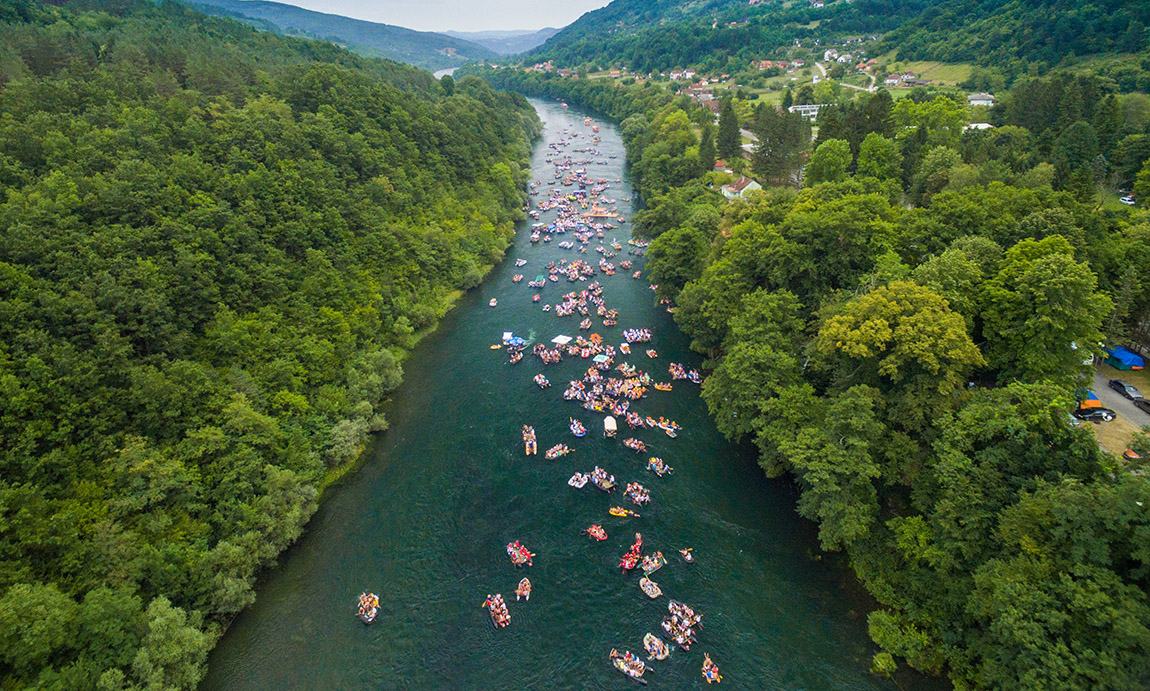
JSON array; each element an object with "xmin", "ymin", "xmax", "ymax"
[{"xmin": 356, "ymin": 592, "xmax": 379, "ymax": 624}]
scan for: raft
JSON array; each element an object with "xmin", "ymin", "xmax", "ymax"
[
  {"xmin": 639, "ymin": 577, "xmax": 662, "ymax": 599},
  {"xmin": 643, "ymin": 633, "xmax": 670, "ymax": 661},
  {"xmin": 611, "ymin": 653, "xmax": 648, "ymax": 685},
  {"xmin": 642, "ymin": 551, "xmax": 666, "ymax": 576}
]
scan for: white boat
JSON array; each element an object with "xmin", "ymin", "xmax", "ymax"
[{"xmin": 568, "ymin": 473, "xmax": 588, "ymax": 488}]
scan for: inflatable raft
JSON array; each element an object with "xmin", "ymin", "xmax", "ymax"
[
  {"xmin": 644, "ymin": 633, "xmax": 670, "ymax": 661},
  {"xmin": 639, "ymin": 577, "xmax": 662, "ymax": 599}
]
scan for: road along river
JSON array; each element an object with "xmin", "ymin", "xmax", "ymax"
[{"xmin": 203, "ymin": 99, "xmax": 939, "ymax": 690}]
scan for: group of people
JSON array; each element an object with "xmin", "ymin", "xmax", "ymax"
[
  {"xmin": 647, "ymin": 456, "xmax": 672, "ymax": 477},
  {"xmin": 668, "ymin": 362, "xmax": 702, "ymax": 384},
  {"xmin": 623, "ymin": 437, "xmax": 647, "ymax": 452},
  {"xmin": 522, "ymin": 425, "xmax": 536, "ymax": 456},
  {"xmin": 619, "ymin": 532, "xmax": 644, "ymax": 570},
  {"xmin": 625, "ymin": 482, "xmax": 651, "ymax": 505},
  {"xmin": 506, "ymin": 541, "xmax": 534, "ymax": 566},
  {"xmin": 590, "ymin": 465, "xmax": 615, "ymax": 491},
  {"xmin": 545, "ymin": 443, "xmax": 570, "ymax": 460},
  {"xmin": 483, "ymin": 593, "xmax": 510, "ymax": 628},
  {"xmin": 623, "ymin": 328, "xmax": 652, "ymax": 343},
  {"xmin": 356, "ymin": 592, "xmax": 379, "ymax": 623}
]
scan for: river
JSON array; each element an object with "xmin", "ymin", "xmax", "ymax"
[{"xmin": 204, "ymin": 100, "xmax": 938, "ymax": 690}]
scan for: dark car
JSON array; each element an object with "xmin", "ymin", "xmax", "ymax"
[
  {"xmin": 1134, "ymin": 398, "xmax": 1150, "ymax": 415},
  {"xmin": 1073, "ymin": 407, "xmax": 1116, "ymax": 422},
  {"xmin": 1108, "ymin": 379, "xmax": 1144, "ymax": 400}
]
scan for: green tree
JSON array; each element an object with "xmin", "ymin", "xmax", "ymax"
[
  {"xmin": 856, "ymin": 133, "xmax": 901, "ymax": 181},
  {"xmin": 815, "ymin": 281, "xmax": 985, "ymax": 428},
  {"xmin": 698, "ymin": 120, "xmax": 716, "ymax": 172},
  {"xmin": 717, "ymin": 98, "xmax": 741, "ymax": 161},
  {"xmin": 981, "ymin": 236, "xmax": 1112, "ymax": 384},
  {"xmin": 0, "ymin": 583, "xmax": 79, "ymax": 676},
  {"xmin": 130, "ymin": 598, "xmax": 211, "ymax": 691},
  {"xmin": 805, "ymin": 138, "xmax": 852, "ymax": 185}
]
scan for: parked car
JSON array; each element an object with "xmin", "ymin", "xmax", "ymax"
[
  {"xmin": 1120, "ymin": 195, "xmax": 1136, "ymax": 205},
  {"xmin": 1108, "ymin": 378, "xmax": 1143, "ymax": 400},
  {"xmin": 1134, "ymin": 398, "xmax": 1150, "ymax": 415},
  {"xmin": 1072, "ymin": 406, "xmax": 1116, "ymax": 422}
]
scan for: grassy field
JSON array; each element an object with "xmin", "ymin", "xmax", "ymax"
[{"xmin": 896, "ymin": 61, "xmax": 974, "ymax": 86}]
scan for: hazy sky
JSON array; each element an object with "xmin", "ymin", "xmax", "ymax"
[{"xmin": 268, "ymin": 1, "xmax": 612, "ymax": 32}]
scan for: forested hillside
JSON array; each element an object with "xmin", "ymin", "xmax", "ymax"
[
  {"xmin": 469, "ymin": 64, "xmax": 1150, "ymax": 689},
  {"xmin": 884, "ymin": 0, "xmax": 1150, "ymax": 77},
  {"xmin": 188, "ymin": 0, "xmax": 497, "ymax": 71},
  {"xmin": 527, "ymin": 0, "xmax": 1148, "ymax": 81},
  {"xmin": 0, "ymin": 1, "xmax": 537, "ymax": 688}
]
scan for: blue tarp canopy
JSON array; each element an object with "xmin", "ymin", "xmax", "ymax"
[{"xmin": 1105, "ymin": 346, "xmax": 1145, "ymax": 370}]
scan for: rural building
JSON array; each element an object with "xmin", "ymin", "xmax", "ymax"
[{"xmin": 722, "ymin": 176, "xmax": 763, "ymax": 200}]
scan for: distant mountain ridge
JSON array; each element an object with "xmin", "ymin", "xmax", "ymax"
[
  {"xmin": 445, "ymin": 27, "xmax": 561, "ymax": 55},
  {"xmin": 187, "ymin": 0, "xmax": 497, "ymax": 71}
]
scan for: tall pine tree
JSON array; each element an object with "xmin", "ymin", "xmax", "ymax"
[
  {"xmin": 699, "ymin": 120, "xmax": 716, "ymax": 173},
  {"xmin": 718, "ymin": 98, "xmax": 741, "ymax": 162}
]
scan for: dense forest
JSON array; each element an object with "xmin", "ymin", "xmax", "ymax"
[
  {"xmin": 189, "ymin": 0, "xmax": 498, "ymax": 71},
  {"xmin": 0, "ymin": 1, "xmax": 538, "ymax": 688},
  {"xmin": 471, "ymin": 63, "xmax": 1150, "ymax": 688}
]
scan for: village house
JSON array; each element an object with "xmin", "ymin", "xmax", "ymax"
[
  {"xmin": 884, "ymin": 74, "xmax": 901, "ymax": 86},
  {"xmin": 836, "ymin": 54, "xmax": 853, "ymax": 64},
  {"xmin": 722, "ymin": 176, "xmax": 763, "ymax": 200},
  {"xmin": 788, "ymin": 103, "xmax": 826, "ymax": 122},
  {"xmin": 557, "ymin": 69, "xmax": 573, "ymax": 77},
  {"xmin": 967, "ymin": 92, "xmax": 996, "ymax": 107},
  {"xmin": 824, "ymin": 49, "xmax": 839, "ymax": 61}
]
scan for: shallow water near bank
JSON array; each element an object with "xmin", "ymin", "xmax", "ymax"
[{"xmin": 203, "ymin": 100, "xmax": 942, "ymax": 690}]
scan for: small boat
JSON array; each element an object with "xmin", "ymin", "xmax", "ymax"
[
  {"xmin": 516, "ymin": 578, "xmax": 532, "ymax": 602},
  {"xmin": 610, "ymin": 649, "xmax": 648, "ymax": 685},
  {"xmin": 584, "ymin": 524, "xmax": 607, "ymax": 540},
  {"xmin": 590, "ymin": 467, "xmax": 616, "ymax": 492},
  {"xmin": 356, "ymin": 593, "xmax": 379, "ymax": 624},
  {"xmin": 512, "ymin": 274, "xmax": 523, "ymax": 283},
  {"xmin": 507, "ymin": 541, "xmax": 534, "ymax": 566},
  {"xmin": 534, "ymin": 374, "xmax": 550, "ymax": 388},
  {"xmin": 680, "ymin": 548, "xmax": 694, "ymax": 563},
  {"xmin": 532, "ymin": 294, "xmax": 541, "ymax": 302},
  {"xmin": 490, "ymin": 344, "xmax": 502, "ymax": 350},
  {"xmin": 569, "ymin": 417, "xmax": 587, "ymax": 437},
  {"xmin": 646, "ymin": 349, "xmax": 657, "ymax": 358},
  {"xmin": 641, "ymin": 551, "xmax": 666, "ymax": 576},
  {"xmin": 619, "ymin": 343, "xmax": 631, "ymax": 354},
  {"xmin": 702, "ymin": 653, "xmax": 722, "ymax": 684},
  {"xmin": 515, "ymin": 258, "xmax": 527, "ymax": 266},
  {"xmin": 489, "ymin": 298, "xmax": 497, "ymax": 307},
  {"xmin": 568, "ymin": 472, "xmax": 588, "ymax": 488},
  {"xmin": 639, "ymin": 577, "xmax": 662, "ymax": 600},
  {"xmin": 653, "ymin": 383, "xmax": 672, "ymax": 392},
  {"xmin": 647, "ymin": 457, "xmax": 672, "ymax": 477},
  {"xmin": 509, "ymin": 351, "xmax": 523, "ymax": 365},
  {"xmin": 609, "ymin": 507, "xmax": 639, "ymax": 517},
  {"xmin": 604, "ymin": 416, "xmax": 618, "ymax": 438},
  {"xmin": 623, "ymin": 438, "xmax": 647, "ymax": 453},
  {"xmin": 484, "ymin": 593, "xmax": 510, "ymax": 628},
  {"xmin": 643, "ymin": 633, "xmax": 670, "ymax": 661},
  {"xmin": 545, "ymin": 444, "xmax": 570, "ymax": 460},
  {"xmin": 523, "ymin": 426, "xmax": 537, "ymax": 456}
]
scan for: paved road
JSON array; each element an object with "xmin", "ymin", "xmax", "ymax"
[{"xmin": 1092, "ymin": 370, "xmax": 1150, "ymax": 422}]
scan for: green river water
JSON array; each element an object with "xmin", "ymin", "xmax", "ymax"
[{"xmin": 203, "ymin": 100, "xmax": 941, "ymax": 690}]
